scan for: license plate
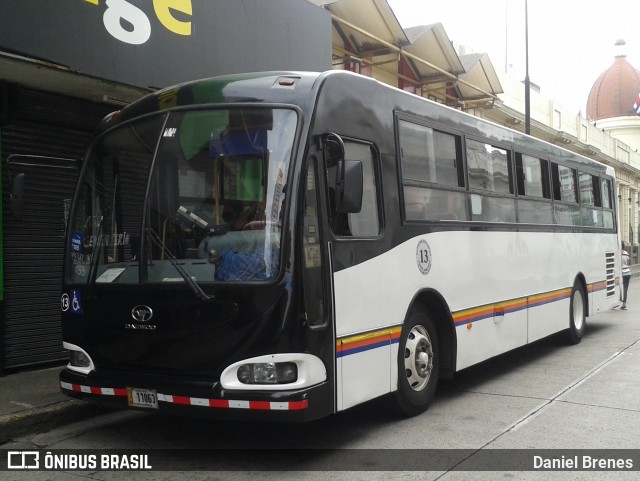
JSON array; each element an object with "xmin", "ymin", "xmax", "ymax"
[{"xmin": 127, "ymin": 387, "xmax": 159, "ymax": 409}]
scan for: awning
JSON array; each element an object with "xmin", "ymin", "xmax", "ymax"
[
  {"xmin": 403, "ymin": 24, "xmax": 465, "ymax": 81},
  {"xmin": 318, "ymin": 0, "xmax": 409, "ymax": 52},
  {"xmin": 457, "ymin": 53, "xmax": 504, "ymax": 100}
]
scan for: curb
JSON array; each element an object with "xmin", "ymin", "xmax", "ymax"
[{"xmin": 0, "ymin": 400, "xmax": 106, "ymax": 444}]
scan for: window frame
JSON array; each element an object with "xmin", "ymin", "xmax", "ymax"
[
  {"xmin": 578, "ymin": 171, "xmax": 601, "ymax": 207},
  {"xmin": 395, "ymin": 115, "xmax": 467, "ymax": 224},
  {"xmin": 515, "ymin": 152, "xmax": 551, "ymax": 200},
  {"xmin": 392, "ymin": 111, "xmax": 616, "ymax": 232},
  {"xmin": 464, "ymin": 137, "xmax": 514, "ymax": 197},
  {"xmin": 551, "ymin": 162, "xmax": 579, "ymax": 204},
  {"xmin": 397, "ymin": 117, "xmax": 465, "ymax": 190}
]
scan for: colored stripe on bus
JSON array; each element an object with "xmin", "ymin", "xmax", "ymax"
[
  {"xmin": 587, "ymin": 281, "xmax": 607, "ymax": 293},
  {"xmin": 336, "ymin": 281, "xmax": 608, "ymax": 356},
  {"xmin": 336, "ymin": 326, "xmax": 402, "ymax": 358},
  {"xmin": 60, "ymin": 381, "xmax": 308, "ymax": 411},
  {"xmin": 526, "ymin": 288, "xmax": 572, "ymax": 309}
]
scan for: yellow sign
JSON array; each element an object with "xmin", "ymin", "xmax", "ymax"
[{"xmin": 83, "ymin": 0, "xmax": 193, "ymax": 44}]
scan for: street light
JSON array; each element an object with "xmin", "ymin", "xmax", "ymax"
[{"xmin": 524, "ymin": 0, "xmax": 531, "ymax": 135}]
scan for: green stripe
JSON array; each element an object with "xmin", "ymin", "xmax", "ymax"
[{"xmin": 0, "ymin": 128, "xmax": 4, "ymax": 301}]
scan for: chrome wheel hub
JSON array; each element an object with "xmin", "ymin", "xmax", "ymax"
[
  {"xmin": 404, "ymin": 325, "xmax": 433, "ymax": 392},
  {"xmin": 573, "ymin": 289, "xmax": 584, "ymax": 331}
]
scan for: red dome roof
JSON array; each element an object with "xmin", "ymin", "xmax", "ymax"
[{"xmin": 587, "ymin": 53, "xmax": 640, "ymax": 121}]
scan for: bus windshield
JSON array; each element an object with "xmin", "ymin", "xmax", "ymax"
[{"xmin": 66, "ymin": 108, "xmax": 297, "ymax": 286}]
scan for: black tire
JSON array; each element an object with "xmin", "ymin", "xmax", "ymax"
[
  {"xmin": 393, "ymin": 304, "xmax": 439, "ymax": 416},
  {"xmin": 565, "ymin": 281, "xmax": 586, "ymax": 345}
]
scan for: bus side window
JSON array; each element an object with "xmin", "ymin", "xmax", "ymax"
[
  {"xmin": 327, "ymin": 141, "xmax": 380, "ymax": 237},
  {"xmin": 601, "ymin": 178, "xmax": 614, "ymax": 228},
  {"xmin": 601, "ymin": 178, "xmax": 613, "ymax": 209},
  {"xmin": 397, "ymin": 119, "xmax": 466, "ymax": 222},
  {"xmin": 515, "ymin": 153, "xmax": 553, "ymax": 225},
  {"xmin": 466, "ymin": 139, "xmax": 515, "ymax": 222},
  {"xmin": 578, "ymin": 171, "xmax": 605, "ymax": 227},
  {"xmin": 515, "ymin": 153, "xmax": 550, "ymax": 199},
  {"xmin": 551, "ymin": 162, "xmax": 580, "ymax": 226},
  {"xmin": 551, "ymin": 163, "xmax": 578, "ymax": 203}
]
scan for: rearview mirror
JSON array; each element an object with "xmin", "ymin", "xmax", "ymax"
[
  {"xmin": 335, "ymin": 159, "xmax": 363, "ymax": 214},
  {"xmin": 10, "ymin": 173, "xmax": 25, "ymax": 221}
]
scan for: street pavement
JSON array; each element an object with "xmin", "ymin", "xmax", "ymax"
[{"xmin": 1, "ymin": 265, "xmax": 639, "ymax": 447}]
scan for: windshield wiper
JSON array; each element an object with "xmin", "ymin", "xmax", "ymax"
[{"xmin": 145, "ymin": 227, "xmax": 215, "ymax": 302}]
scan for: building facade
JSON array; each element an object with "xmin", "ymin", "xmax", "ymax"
[
  {"xmin": 2, "ymin": 0, "xmax": 639, "ymax": 371},
  {"xmin": 316, "ymin": 0, "xmax": 640, "ymax": 253},
  {"xmin": 0, "ymin": 0, "xmax": 331, "ymax": 372}
]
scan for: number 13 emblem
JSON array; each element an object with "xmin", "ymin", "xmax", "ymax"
[{"xmin": 416, "ymin": 239, "xmax": 432, "ymax": 275}]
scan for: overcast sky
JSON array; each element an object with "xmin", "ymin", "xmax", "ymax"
[{"xmin": 387, "ymin": 0, "xmax": 640, "ymax": 115}]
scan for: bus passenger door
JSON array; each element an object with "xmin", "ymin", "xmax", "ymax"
[{"xmin": 321, "ymin": 136, "xmax": 390, "ymax": 411}]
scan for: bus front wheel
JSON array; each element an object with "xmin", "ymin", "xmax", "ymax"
[
  {"xmin": 565, "ymin": 281, "xmax": 586, "ymax": 345},
  {"xmin": 393, "ymin": 305, "xmax": 439, "ymax": 416}
]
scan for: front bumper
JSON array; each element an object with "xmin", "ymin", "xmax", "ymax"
[{"xmin": 59, "ymin": 368, "xmax": 333, "ymax": 422}]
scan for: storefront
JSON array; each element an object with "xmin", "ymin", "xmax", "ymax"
[{"xmin": 0, "ymin": 0, "xmax": 331, "ymax": 371}]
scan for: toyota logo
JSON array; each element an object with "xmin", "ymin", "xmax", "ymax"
[{"xmin": 131, "ymin": 305, "xmax": 154, "ymax": 323}]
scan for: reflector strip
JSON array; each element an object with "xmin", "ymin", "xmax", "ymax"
[
  {"xmin": 61, "ymin": 382, "xmax": 127, "ymax": 396},
  {"xmin": 61, "ymin": 381, "xmax": 308, "ymax": 411}
]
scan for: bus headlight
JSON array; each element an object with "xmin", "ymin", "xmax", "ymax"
[
  {"xmin": 70, "ymin": 351, "xmax": 91, "ymax": 368},
  {"xmin": 63, "ymin": 342, "xmax": 95, "ymax": 375},
  {"xmin": 221, "ymin": 353, "xmax": 326, "ymax": 391},
  {"xmin": 237, "ymin": 362, "xmax": 297, "ymax": 384}
]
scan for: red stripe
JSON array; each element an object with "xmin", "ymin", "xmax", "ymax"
[
  {"xmin": 113, "ymin": 388, "xmax": 128, "ymax": 397},
  {"xmin": 90, "ymin": 386, "xmax": 102, "ymax": 395},
  {"xmin": 172, "ymin": 395, "xmax": 191, "ymax": 405},
  {"xmin": 72, "ymin": 383, "xmax": 81, "ymax": 392},
  {"xmin": 288, "ymin": 400, "xmax": 309, "ymax": 410},
  {"xmin": 209, "ymin": 399, "xmax": 229, "ymax": 408},
  {"xmin": 249, "ymin": 401, "xmax": 271, "ymax": 410}
]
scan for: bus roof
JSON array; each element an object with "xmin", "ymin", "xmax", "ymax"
[
  {"xmin": 98, "ymin": 70, "xmax": 615, "ymax": 179},
  {"xmin": 99, "ymin": 71, "xmax": 325, "ymax": 131}
]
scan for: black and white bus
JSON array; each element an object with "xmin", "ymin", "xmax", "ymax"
[{"xmin": 60, "ymin": 70, "xmax": 621, "ymax": 421}]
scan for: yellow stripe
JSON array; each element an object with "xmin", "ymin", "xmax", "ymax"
[
  {"xmin": 338, "ymin": 326, "xmax": 402, "ymax": 345},
  {"xmin": 530, "ymin": 288, "xmax": 571, "ymax": 302},
  {"xmin": 454, "ymin": 287, "xmax": 573, "ymax": 322}
]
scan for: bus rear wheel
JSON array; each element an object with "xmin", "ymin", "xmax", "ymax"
[
  {"xmin": 565, "ymin": 281, "xmax": 586, "ymax": 344},
  {"xmin": 393, "ymin": 305, "xmax": 439, "ymax": 416}
]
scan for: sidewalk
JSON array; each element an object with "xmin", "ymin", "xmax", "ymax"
[
  {"xmin": 0, "ymin": 365, "xmax": 107, "ymax": 444},
  {"xmin": 2, "ymin": 265, "xmax": 640, "ymax": 444}
]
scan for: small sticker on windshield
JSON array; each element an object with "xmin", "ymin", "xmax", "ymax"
[
  {"xmin": 163, "ymin": 127, "xmax": 177, "ymax": 138},
  {"xmin": 96, "ymin": 268, "xmax": 125, "ymax": 283},
  {"xmin": 71, "ymin": 232, "xmax": 83, "ymax": 252}
]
